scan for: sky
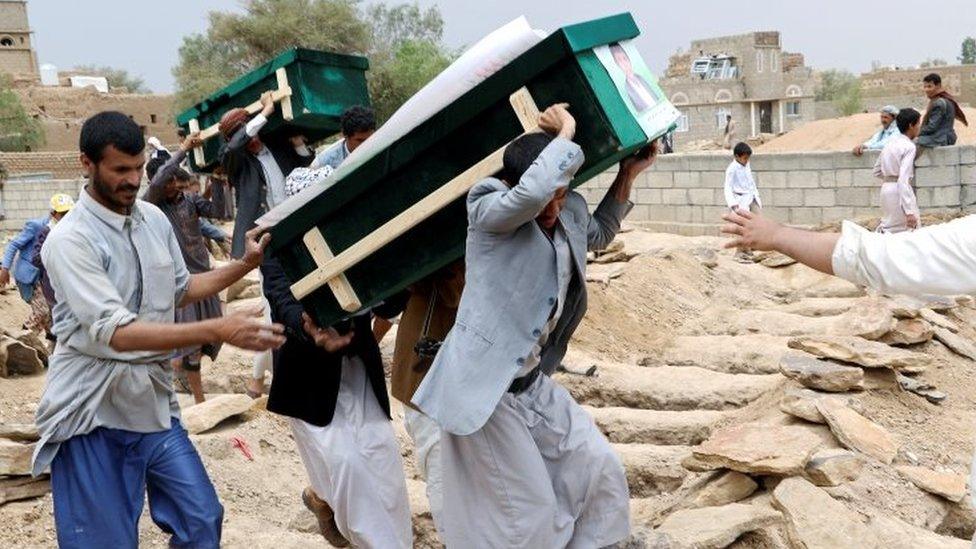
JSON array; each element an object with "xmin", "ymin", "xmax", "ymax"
[{"xmin": 24, "ymin": 0, "xmax": 976, "ymax": 94}]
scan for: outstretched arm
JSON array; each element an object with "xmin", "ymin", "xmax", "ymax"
[
  {"xmin": 721, "ymin": 209, "xmax": 976, "ymax": 296},
  {"xmin": 180, "ymin": 227, "xmax": 267, "ymax": 306}
]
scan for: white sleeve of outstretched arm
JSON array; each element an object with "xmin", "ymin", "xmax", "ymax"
[{"xmin": 831, "ymin": 218, "xmax": 976, "ymax": 296}]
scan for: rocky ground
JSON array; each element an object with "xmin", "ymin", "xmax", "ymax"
[{"xmin": 1, "ymin": 224, "xmax": 975, "ymax": 548}]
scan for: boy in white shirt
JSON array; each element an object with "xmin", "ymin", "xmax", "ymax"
[{"xmin": 723, "ymin": 142, "xmax": 762, "ymax": 262}]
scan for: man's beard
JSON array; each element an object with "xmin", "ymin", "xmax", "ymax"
[{"xmin": 91, "ymin": 170, "xmax": 139, "ymax": 212}]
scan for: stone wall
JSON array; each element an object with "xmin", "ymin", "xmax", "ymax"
[
  {"xmin": 579, "ymin": 145, "xmax": 976, "ymax": 235},
  {"xmin": 0, "ymin": 176, "xmax": 83, "ymax": 230}
]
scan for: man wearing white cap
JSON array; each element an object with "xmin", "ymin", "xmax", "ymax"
[
  {"xmin": 1, "ymin": 193, "xmax": 75, "ymax": 335},
  {"xmin": 852, "ymin": 105, "xmax": 901, "ymax": 156}
]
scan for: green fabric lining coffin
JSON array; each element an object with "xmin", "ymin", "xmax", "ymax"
[
  {"xmin": 270, "ymin": 13, "xmax": 662, "ymax": 328},
  {"xmin": 175, "ymin": 48, "xmax": 370, "ymax": 172}
]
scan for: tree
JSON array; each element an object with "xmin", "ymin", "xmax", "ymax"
[
  {"xmin": 74, "ymin": 65, "xmax": 150, "ymax": 93},
  {"xmin": 960, "ymin": 37, "xmax": 976, "ymax": 65},
  {"xmin": 919, "ymin": 58, "xmax": 948, "ymax": 69},
  {"xmin": 171, "ymin": 0, "xmax": 454, "ymax": 121},
  {"xmin": 0, "ymin": 75, "xmax": 45, "ymax": 151},
  {"xmin": 815, "ymin": 69, "xmax": 857, "ymax": 101}
]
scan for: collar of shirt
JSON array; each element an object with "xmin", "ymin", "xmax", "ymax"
[{"xmin": 78, "ymin": 186, "xmax": 144, "ymax": 231}]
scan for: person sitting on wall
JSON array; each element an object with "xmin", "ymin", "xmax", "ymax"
[
  {"xmin": 852, "ymin": 105, "xmax": 901, "ymax": 156},
  {"xmin": 917, "ymin": 73, "xmax": 968, "ymax": 156}
]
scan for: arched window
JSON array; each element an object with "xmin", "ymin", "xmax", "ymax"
[
  {"xmin": 714, "ymin": 89, "xmax": 733, "ymax": 103},
  {"xmin": 785, "ymin": 85, "xmax": 802, "ymax": 97},
  {"xmin": 0, "ymin": 36, "xmax": 15, "ymax": 47},
  {"xmin": 670, "ymin": 92, "xmax": 689, "ymax": 106}
]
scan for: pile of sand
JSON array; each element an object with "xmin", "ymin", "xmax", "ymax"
[{"xmin": 759, "ymin": 107, "xmax": 976, "ymax": 153}]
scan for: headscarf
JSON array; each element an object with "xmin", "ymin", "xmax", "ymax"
[
  {"xmin": 923, "ymin": 91, "xmax": 969, "ymax": 127},
  {"xmin": 219, "ymin": 108, "xmax": 250, "ymax": 139}
]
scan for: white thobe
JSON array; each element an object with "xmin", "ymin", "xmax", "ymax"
[
  {"xmin": 872, "ymin": 133, "xmax": 920, "ymax": 233},
  {"xmin": 724, "ymin": 160, "xmax": 762, "ymax": 211},
  {"xmin": 289, "ymin": 357, "xmax": 412, "ymax": 548}
]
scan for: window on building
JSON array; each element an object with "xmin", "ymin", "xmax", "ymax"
[
  {"xmin": 675, "ymin": 112, "xmax": 690, "ymax": 132},
  {"xmin": 714, "ymin": 89, "xmax": 732, "ymax": 103},
  {"xmin": 786, "ymin": 101, "xmax": 800, "ymax": 116},
  {"xmin": 770, "ymin": 52, "xmax": 778, "ymax": 72},
  {"xmin": 691, "ymin": 56, "xmax": 738, "ymax": 80},
  {"xmin": 0, "ymin": 37, "xmax": 14, "ymax": 47},
  {"xmin": 670, "ymin": 92, "xmax": 689, "ymax": 106},
  {"xmin": 150, "ymin": 114, "xmax": 157, "ymax": 124},
  {"xmin": 715, "ymin": 108, "xmax": 732, "ymax": 128},
  {"xmin": 756, "ymin": 50, "xmax": 764, "ymax": 73}
]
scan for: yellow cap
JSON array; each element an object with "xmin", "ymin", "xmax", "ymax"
[{"xmin": 50, "ymin": 193, "xmax": 75, "ymax": 213}]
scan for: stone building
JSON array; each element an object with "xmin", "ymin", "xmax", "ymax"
[
  {"xmin": 659, "ymin": 31, "xmax": 816, "ymax": 150},
  {"xmin": 860, "ymin": 63, "xmax": 976, "ymax": 111},
  {"xmin": 0, "ymin": 0, "xmax": 39, "ymax": 80}
]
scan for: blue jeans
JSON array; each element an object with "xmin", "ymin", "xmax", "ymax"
[{"xmin": 51, "ymin": 418, "xmax": 223, "ymax": 548}]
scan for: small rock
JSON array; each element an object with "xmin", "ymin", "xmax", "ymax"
[
  {"xmin": 779, "ymin": 389, "xmax": 863, "ymax": 423},
  {"xmin": 586, "ymin": 263, "xmax": 628, "ymax": 286},
  {"xmin": 593, "ymin": 250, "xmax": 639, "ymax": 264},
  {"xmin": 816, "ymin": 401, "xmax": 898, "ymax": 464},
  {"xmin": 788, "ymin": 335, "xmax": 932, "ymax": 372},
  {"xmin": 920, "ymin": 308, "xmax": 959, "ymax": 332},
  {"xmin": 0, "ymin": 423, "xmax": 39, "ymax": 442},
  {"xmin": 759, "ymin": 253, "xmax": 797, "ymax": 268},
  {"xmin": 656, "ymin": 503, "xmax": 782, "ymax": 549},
  {"xmin": 879, "ymin": 318, "xmax": 934, "ymax": 346},
  {"xmin": 693, "ymin": 248, "xmax": 719, "ymax": 268},
  {"xmin": 895, "ymin": 465, "xmax": 967, "ymax": 502},
  {"xmin": 804, "ymin": 449, "xmax": 863, "ymax": 486},
  {"xmin": 689, "ymin": 471, "xmax": 759, "ymax": 508},
  {"xmin": 771, "ymin": 477, "xmax": 880, "ymax": 548},
  {"xmin": 896, "ymin": 374, "xmax": 946, "ymax": 404},
  {"xmin": 0, "ymin": 438, "xmax": 35, "ymax": 475},
  {"xmin": 0, "ymin": 476, "xmax": 51, "ymax": 505},
  {"xmin": 692, "ymin": 423, "xmax": 822, "ymax": 476},
  {"xmin": 287, "ymin": 507, "xmax": 320, "ymax": 534},
  {"xmin": 923, "ymin": 297, "xmax": 958, "ymax": 312},
  {"xmin": 181, "ymin": 394, "xmax": 258, "ymax": 435},
  {"xmin": 932, "ymin": 326, "xmax": 976, "ymax": 361},
  {"xmin": 779, "ymin": 354, "xmax": 864, "ymax": 393},
  {"xmin": 0, "ymin": 335, "xmax": 45, "ymax": 377}
]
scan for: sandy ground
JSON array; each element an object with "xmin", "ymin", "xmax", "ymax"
[
  {"xmin": 758, "ymin": 107, "xmax": 976, "ymax": 152},
  {"xmin": 1, "ymin": 225, "xmax": 975, "ymax": 547}
]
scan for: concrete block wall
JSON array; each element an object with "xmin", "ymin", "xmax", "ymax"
[
  {"xmin": 1, "ymin": 177, "xmax": 84, "ymax": 230},
  {"xmin": 580, "ymin": 145, "xmax": 976, "ymax": 236}
]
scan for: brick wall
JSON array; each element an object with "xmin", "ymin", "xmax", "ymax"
[
  {"xmin": 579, "ymin": 145, "xmax": 976, "ymax": 235},
  {"xmin": 1, "ymin": 177, "xmax": 84, "ymax": 230}
]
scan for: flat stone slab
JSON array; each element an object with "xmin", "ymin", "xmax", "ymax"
[
  {"xmin": 879, "ymin": 318, "xmax": 934, "ymax": 346},
  {"xmin": 585, "ymin": 406, "xmax": 723, "ymax": 446},
  {"xmin": 691, "ymin": 422, "xmax": 822, "ymax": 476},
  {"xmin": 788, "ymin": 335, "xmax": 932, "ymax": 372},
  {"xmin": 816, "ymin": 401, "xmax": 898, "ymax": 464},
  {"xmin": 866, "ymin": 513, "xmax": 970, "ymax": 549},
  {"xmin": 779, "ymin": 354, "xmax": 863, "ymax": 392},
  {"xmin": 772, "ymin": 477, "xmax": 881, "ymax": 549},
  {"xmin": 182, "ymin": 394, "xmax": 258, "ymax": 435},
  {"xmin": 895, "ymin": 465, "xmax": 967, "ymax": 502},
  {"xmin": 613, "ymin": 444, "xmax": 691, "ymax": 498},
  {"xmin": 0, "ymin": 475, "xmax": 51, "ymax": 506},
  {"xmin": 688, "ymin": 471, "xmax": 759, "ymax": 508},
  {"xmin": 932, "ymin": 326, "xmax": 976, "ymax": 361},
  {"xmin": 0, "ymin": 438, "xmax": 35, "ymax": 476},
  {"xmin": 830, "ymin": 298, "xmax": 896, "ymax": 340},
  {"xmin": 649, "ymin": 334, "xmax": 790, "ymax": 375},
  {"xmin": 656, "ymin": 503, "xmax": 782, "ymax": 549},
  {"xmin": 780, "ymin": 389, "xmax": 864, "ymax": 423},
  {"xmin": 920, "ymin": 308, "xmax": 959, "ymax": 332}
]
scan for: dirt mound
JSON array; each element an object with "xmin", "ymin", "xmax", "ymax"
[{"xmin": 758, "ymin": 108, "xmax": 976, "ymax": 153}]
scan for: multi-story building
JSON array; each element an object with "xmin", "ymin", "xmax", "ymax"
[
  {"xmin": 0, "ymin": 0, "xmax": 39, "ymax": 80},
  {"xmin": 659, "ymin": 31, "xmax": 816, "ymax": 149}
]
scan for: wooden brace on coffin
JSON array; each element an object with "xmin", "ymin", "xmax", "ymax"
[
  {"xmin": 187, "ymin": 67, "xmax": 295, "ymax": 167},
  {"xmin": 290, "ymin": 87, "xmax": 544, "ymax": 310}
]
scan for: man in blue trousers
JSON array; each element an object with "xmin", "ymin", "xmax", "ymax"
[{"xmin": 32, "ymin": 111, "xmax": 286, "ymax": 548}]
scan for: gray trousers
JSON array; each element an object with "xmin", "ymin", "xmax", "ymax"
[{"xmin": 440, "ymin": 374, "xmax": 630, "ymax": 548}]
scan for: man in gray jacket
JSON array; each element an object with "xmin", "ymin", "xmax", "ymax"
[
  {"xmin": 918, "ymin": 73, "xmax": 969, "ymax": 153},
  {"xmin": 412, "ymin": 104, "xmax": 656, "ymax": 547}
]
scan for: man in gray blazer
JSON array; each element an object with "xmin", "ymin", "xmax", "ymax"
[{"xmin": 412, "ymin": 104, "xmax": 656, "ymax": 548}]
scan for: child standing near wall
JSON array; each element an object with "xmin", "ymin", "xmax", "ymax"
[{"xmin": 723, "ymin": 142, "xmax": 762, "ymax": 262}]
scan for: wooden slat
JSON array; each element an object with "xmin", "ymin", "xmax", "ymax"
[
  {"xmin": 509, "ymin": 87, "xmax": 541, "ymax": 131},
  {"xmin": 289, "ymin": 88, "xmax": 542, "ymax": 301},
  {"xmin": 188, "ymin": 119, "xmax": 205, "ymax": 167},
  {"xmin": 276, "ymin": 68, "xmax": 295, "ymax": 121},
  {"xmin": 302, "ymin": 228, "xmax": 362, "ymax": 312}
]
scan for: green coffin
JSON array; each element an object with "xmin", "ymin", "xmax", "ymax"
[
  {"xmin": 269, "ymin": 13, "xmax": 665, "ymax": 328},
  {"xmin": 175, "ymin": 48, "xmax": 370, "ymax": 172}
]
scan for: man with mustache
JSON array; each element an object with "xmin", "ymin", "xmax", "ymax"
[{"xmin": 33, "ymin": 111, "xmax": 285, "ymax": 549}]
